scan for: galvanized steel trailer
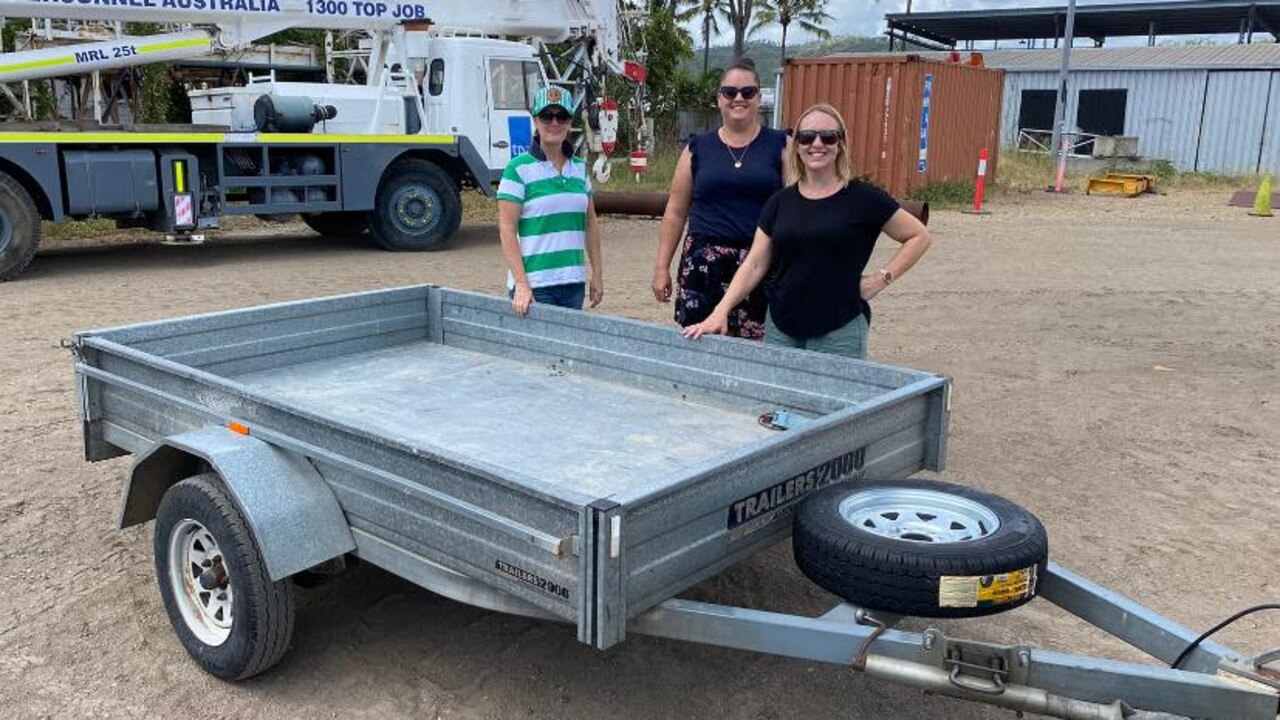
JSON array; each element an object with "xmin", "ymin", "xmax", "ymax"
[
  {"xmin": 0, "ymin": 130, "xmax": 491, "ymax": 280},
  {"xmin": 72, "ymin": 286, "xmax": 1279, "ymax": 719}
]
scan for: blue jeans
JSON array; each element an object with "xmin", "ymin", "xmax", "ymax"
[{"xmin": 510, "ymin": 282, "xmax": 586, "ymax": 310}]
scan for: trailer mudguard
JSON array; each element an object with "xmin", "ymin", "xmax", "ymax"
[{"xmin": 119, "ymin": 426, "xmax": 356, "ymax": 581}]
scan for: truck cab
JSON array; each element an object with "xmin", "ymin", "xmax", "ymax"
[
  {"xmin": 189, "ymin": 34, "xmax": 547, "ymax": 183},
  {"xmin": 417, "ymin": 36, "xmax": 547, "ymax": 180}
]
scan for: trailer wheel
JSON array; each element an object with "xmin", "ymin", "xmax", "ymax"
[
  {"xmin": 369, "ymin": 159, "xmax": 461, "ymax": 251},
  {"xmin": 793, "ymin": 479, "xmax": 1048, "ymax": 618},
  {"xmin": 0, "ymin": 172, "xmax": 42, "ymax": 281},
  {"xmin": 154, "ymin": 473, "xmax": 295, "ymax": 680},
  {"xmin": 303, "ymin": 212, "xmax": 368, "ymax": 237}
]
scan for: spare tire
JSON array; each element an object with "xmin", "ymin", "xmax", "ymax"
[{"xmin": 793, "ymin": 479, "xmax": 1048, "ymax": 618}]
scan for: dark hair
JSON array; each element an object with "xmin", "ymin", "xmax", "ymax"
[{"xmin": 720, "ymin": 57, "xmax": 760, "ymax": 86}]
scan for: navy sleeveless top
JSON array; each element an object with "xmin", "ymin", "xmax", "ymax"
[{"xmin": 687, "ymin": 126, "xmax": 787, "ymax": 247}]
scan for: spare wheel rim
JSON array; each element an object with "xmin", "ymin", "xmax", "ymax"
[{"xmin": 838, "ymin": 487, "xmax": 1001, "ymax": 544}]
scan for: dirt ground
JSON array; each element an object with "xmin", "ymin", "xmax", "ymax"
[{"xmin": 0, "ymin": 189, "xmax": 1276, "ymax": 719}]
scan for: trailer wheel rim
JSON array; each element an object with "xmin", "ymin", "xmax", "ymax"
[
  {"xmin": 389, "ymin": 183, "xmax": 441, "ymax": 235},
  {"xmin": 167, "ymin": 519, "xmax": 234, "ymax": 646},
  {"xmin": 838, "ymin": 488, "xmax": 1001, "ymax": 544}
]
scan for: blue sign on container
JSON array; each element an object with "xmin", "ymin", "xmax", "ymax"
[{"xmin": 918, "ymin": 74, "xmax": 933, "ymax": 173}]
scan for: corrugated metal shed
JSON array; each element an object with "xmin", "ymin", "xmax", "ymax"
[
  {"xmin": 1261, "ymin": 75, "xmax": 1280, "ymax": 174},
  {"xmin": 918, "ymin": 44, "xmax": 1280, "ymax": 71},
  {"xmin": 1196, "ymin": 71, "xmax": 1276, "ymax": 174},
  {"xmin": 831, "ymin": 46, "xmax": 1280, "ymax": 174},
  {"xmin": 1000, "ymin": 69, "xmax": 1212, "ymax": 169}
]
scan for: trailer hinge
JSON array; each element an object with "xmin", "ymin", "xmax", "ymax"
[
  {"xmin": 562, "ymin": 533, "xmax": 581, "ymax": 557},
  {"xmin": 921, "ymin": 629, "xmax": 1032, "ymax": 695}
]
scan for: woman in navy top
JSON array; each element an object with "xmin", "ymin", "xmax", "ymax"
[{"xmin": 652, "ymin": 58, "xmax": 788, "ymax": 339}]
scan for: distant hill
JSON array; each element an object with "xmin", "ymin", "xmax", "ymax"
[{"xmin": 682, "ymin": 36, "xmax": 891, "ymax": 85}]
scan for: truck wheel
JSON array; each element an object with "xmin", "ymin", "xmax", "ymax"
[
  {"xmin": 154, "ymin": 473, "xmax": 295, "ymax": 680},
  {"xmin": 0, "ymin": 172, "xmax": 42, "ymax": 281},
  {"xmin": 303, "ymin": 212, "xmax": 368, "ymax": 237},
  {"xmin": 368, "ymin": 159, "xmax": 461, "ymax": 251},
  {"xmin": 793, "ymin": 479, "xmax": 1048, "ymax": 618}
]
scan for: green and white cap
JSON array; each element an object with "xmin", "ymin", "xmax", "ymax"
[{"xmin": 532, "ymin": 86, "xmax": 575, "ymax": 115}]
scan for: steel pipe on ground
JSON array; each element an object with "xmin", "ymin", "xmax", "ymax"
[{"xmin": 594, "ymin": 191, "xmax": 929, "ymax": 226}]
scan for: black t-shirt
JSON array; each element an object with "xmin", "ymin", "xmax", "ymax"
[{"xmin": 758, "ymin": 181, "xmax": 900, "ymax": 339}]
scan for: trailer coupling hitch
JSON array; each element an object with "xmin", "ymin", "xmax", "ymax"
[
  {"xmin": 1220, "ymin": 647, "xmax": 1280, "ymax": 693},
  {"xmin": 857, "ymin": 629, "xmax": 1134, "ymax": 720}
]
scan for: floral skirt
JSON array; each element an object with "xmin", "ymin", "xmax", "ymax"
[{"xmin": 673, "ymin": 235, "xmax": 766, "ymax": 340}]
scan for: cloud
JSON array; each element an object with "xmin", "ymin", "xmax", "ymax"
[{"xmin": 694, "ymin": 0, "xmax": 1186, "ymax": 45}]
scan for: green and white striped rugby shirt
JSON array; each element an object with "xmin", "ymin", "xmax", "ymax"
[{"xmin": 497, "ymin": 146, "xmax": 593, "ymax": 289}]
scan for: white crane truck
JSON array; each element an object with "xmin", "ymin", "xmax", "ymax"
[{"xmin": 0, "ymin": 0, "xmax": 624, "ymax": 279}]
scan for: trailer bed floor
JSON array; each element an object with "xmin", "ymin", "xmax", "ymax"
[{"xmin": 233, "ymin": 340, "xmax": 778, "ymax": 497}]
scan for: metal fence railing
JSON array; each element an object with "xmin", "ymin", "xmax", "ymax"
[{"xmin": 1017, "ymin": 128, "xmax": 1101, "ymax": 155}]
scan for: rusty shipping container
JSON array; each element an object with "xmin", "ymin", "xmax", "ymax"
[{"xmin": 781, "ymin": 55, "xmax": 1004, "ymax": 198}]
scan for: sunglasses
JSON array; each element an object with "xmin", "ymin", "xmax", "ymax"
[
  {"xmin": 536, "ymin": 109, "xmax": 573, "ymax": 123},
  {"xmin": 795, "ymin": 129, "xmax": 845, "ymax": 146},
  {"xmin": 718, "ymin": 85, "xmax": 760, "ymax": 101}
]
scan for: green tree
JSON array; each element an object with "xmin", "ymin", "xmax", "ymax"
[
  {"xmin": 693, "ymin": 0, "xmax": 723, "ymax": 74},
  {"xmin": 626, "ymin": 2, "xmax": 695, "ymax": 146},
  {"xmin": 719, "ymin": 0, "xmax": 759, "ymax": 59},
  {"xmin": 750, "ymin": 0, "xmax": 834, "ymax": 63}
]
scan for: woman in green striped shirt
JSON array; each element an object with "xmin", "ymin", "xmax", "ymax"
[{"xmin": 497, "ymin": 86, "xmax": 604, "ymax": 316}]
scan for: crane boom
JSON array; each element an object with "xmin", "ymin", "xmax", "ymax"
[{"xmin": 0, "ymin": 0, "xmax": 622, "ymax": 82}]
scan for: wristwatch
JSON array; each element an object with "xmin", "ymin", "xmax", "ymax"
[{"xmin": 879, "ymin": 268, "xmax": 895, "ymax": 285}]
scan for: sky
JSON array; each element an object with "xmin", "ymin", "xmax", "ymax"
[{"xmin": 694, "ymin": 0, "xmax": 1235, "ymax": 47}]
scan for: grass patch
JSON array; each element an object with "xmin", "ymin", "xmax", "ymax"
[
  {"xmin": 993, "ymin": 149, "xmax": 1250, "ymax": 195},
  {"xmin": 41, "ymin": 218, "xmax": 124, "ymax": 241},
  {"xmin": 620, "ymin": 152, "xmax": 680, "ymax": 193},
  {"xmin": 993, "ymin": 150, "xmax": 1077, "ymax": 194},
  {"xmin": 462, "ymin": 192, "xmax": 497, "ymax": 225},
  {"xmin": 1157, "ymin": 169, "xmax": 1248, "ymax": 191},
  {"xmin": 909, "ymin": 180, "xmax": 976, "ymax": 209}
]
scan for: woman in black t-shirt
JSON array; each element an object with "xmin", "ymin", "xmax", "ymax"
[{"xmin": 682, "ymin": 103, "xmax": 931, "ymax": 360}]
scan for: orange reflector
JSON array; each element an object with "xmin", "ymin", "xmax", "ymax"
[{"xmin": 228, "ymin": 421, "xmax": 250, "ymax": 436}]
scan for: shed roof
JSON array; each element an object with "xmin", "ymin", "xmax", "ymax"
[
  {"xmin": 832, "ymin": 44, "xmax": 1280, "ymax": 72},
  {"xmin": 885, "ymin": 1, "xmax": 1280, "ymax": 46}
]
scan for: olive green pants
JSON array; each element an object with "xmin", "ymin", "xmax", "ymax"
[{"xmin": 763, "ymin": 312, "xmax": 869, "ymax": 360}]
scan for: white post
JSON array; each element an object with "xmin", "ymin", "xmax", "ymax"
[{"xmin": 1048, "ymin": 0, "xmax": 1077, "ymax": 173}]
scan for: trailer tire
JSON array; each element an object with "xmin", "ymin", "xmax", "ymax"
[
  {"xmin": 369, "ymin": 159, "xmax": 460, "ymax": 251},
  {"xmin": 0, "ymin": 172, "xmax": 42, "ymax": 281},
  {"xmin": 303, "ymin": 212, "xmax": 368, "ymax": 237},
  {"xmin": 154, "ymin": 473, "xmax": 295, "ymax": 680},
  {"xmin": 793, "ymin": 479, "xmax": 1048, "ymax": 618}
]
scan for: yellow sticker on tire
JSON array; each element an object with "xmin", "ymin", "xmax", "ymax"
[{"xmin": 938, "ymin": 566, "xmax": 1038, "ymax": 608}]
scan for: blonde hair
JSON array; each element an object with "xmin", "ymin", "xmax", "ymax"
[{"xmin": 784, "ymin": 103, "xmax": 854, "ymax": 186}]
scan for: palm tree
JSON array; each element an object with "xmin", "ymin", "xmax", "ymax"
[
  {"xmin": 694, "ymin": 0, "xmax": 723, "ymax": 73},
  {"xmin": 718, "ymin": 0, "xmax": 757, "ymax": 60},
  {"xmin": 749, "ymin": 0, "xmax": 835, "ymax": 63}
]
